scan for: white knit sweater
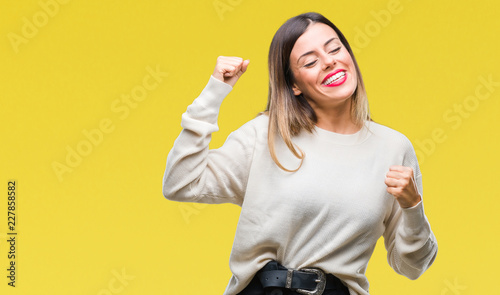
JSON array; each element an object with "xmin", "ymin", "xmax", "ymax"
[{"xmin": 162, "ymin": 76, "xmax": 438, "ymax": 295}]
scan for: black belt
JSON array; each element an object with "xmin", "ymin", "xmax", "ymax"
[{"xmin": 238, "ymin": 261, "xmax": 349, "ymax": 295}]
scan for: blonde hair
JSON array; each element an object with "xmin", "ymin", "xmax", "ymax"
[{"xmin": 266, "ymin": 12, "xmax": 371, "ymax": 172}]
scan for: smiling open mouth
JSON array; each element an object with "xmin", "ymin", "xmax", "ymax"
[{"xmin": 322, "ymin": 71, "xmax": 346, "ymax": 86}]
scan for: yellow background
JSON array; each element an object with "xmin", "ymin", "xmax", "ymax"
[{"xmin": 1, "ymin": 0, "xmax": 499, "ymax": 294}]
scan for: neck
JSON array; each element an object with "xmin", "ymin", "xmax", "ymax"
[{"xmin": 313, "ymin": 99, "xmax": 361, "ymax": 134}]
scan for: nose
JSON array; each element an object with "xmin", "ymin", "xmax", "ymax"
[{"xmin": 322, "ymin": 54, "xmax": 336, "ymax": 71}]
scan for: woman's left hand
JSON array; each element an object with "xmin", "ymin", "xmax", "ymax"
[{"xmin": 384, "ymin": 165, "xmax": 422, "ymax": 208}]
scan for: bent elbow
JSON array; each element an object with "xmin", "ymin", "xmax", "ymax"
[
  {"xmin": 162, "ymin": 164, "xmax": 186, "ymax": 201},
  {"xmin": 162, "ymin": 174, "xmax": 195, "ymax": 202},
  {"xmin": 162, "ymin": 173, "xmax": 179, "ymax": 201},
  {"xmin": 162, "ymin": 185, "xmax": 174, "ymax": 200},
  {"xmin": 406, "ymin": 271, "xmax": 422, "ymax": 281},
  {"xmin": 162, "ymin": 180, "xmax": 181, "ymax": 201},
  {"xmin": 401, "ymin": 246, "xmax": 438, "ymax": 281}
]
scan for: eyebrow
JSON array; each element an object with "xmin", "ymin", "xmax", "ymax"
[{"xmin": 297, "ymin": 37, "xmax": 339, "ymax": 65}]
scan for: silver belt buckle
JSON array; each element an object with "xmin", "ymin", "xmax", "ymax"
[{"xmin": 296, "ymin": 268, "xmax": 326, "ymax": 295}]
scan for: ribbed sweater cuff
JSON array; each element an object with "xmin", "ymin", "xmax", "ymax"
[
  {"xmin": 401, "ymin": 200, "xmax": 431, "ymax": 237},
  {"xmin": 196, "ymin": 75, "xmax": 233, "ymax": 109}
]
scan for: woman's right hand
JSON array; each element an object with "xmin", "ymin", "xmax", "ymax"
[{"xmin": 212, "ymin": 56, "xmax": 250, "ymax": 87}]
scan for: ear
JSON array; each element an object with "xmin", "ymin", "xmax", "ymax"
[{"xmin": 292, "ymin": 83, "xmax": 302, "ymax": 96}]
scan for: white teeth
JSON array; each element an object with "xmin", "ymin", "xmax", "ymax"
[{"xmin": 323, "ymin": 71, "xmax": 346, "ymax": 85}]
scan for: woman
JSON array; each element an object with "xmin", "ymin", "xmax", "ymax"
[{"xmin": 163, "ymin": 12, "xmax": 437, "ymax": 295}]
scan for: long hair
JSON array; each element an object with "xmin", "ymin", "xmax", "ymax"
[{"xmin": 266, "ymin": 12, "xmax": 371, "ymax": 172}]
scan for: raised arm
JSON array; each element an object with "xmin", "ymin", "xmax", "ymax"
[
  {"xmin": 383, "ymin": 138, "xmax": 438, "ymax": 279},
  {"xmin": 162, "ymin": 57, "xmax": 254, "ymax": 206}
]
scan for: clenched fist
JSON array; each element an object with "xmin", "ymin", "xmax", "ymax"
[
  {"xmin": 385, "ymin": 165, "xmax": 422, "ymax": 208},
  {"xmin": 212, "ymin": 56, "xmax": 250, "ymax": 87}
]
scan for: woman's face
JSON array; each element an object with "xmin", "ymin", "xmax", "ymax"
[{"xmin": 289, "ymin": 22, "xmax": 357, "ymax": 110}]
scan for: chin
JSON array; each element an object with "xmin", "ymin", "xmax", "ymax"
[{"xmin": 329, "ymin": 89, "xmax": 356, "ymax": 101}]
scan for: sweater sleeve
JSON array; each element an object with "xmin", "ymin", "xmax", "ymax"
[
  {"xmin": 162, "ymin": 75, "xmax": 256, "ymax": 206},
  {"xmin": 382, "ymin": 137, "xmax": 438, "ymax": 279}
]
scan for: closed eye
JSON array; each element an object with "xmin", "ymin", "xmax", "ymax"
[
  {"xmin": 304, "ymin": 47, "xmax": 341, "ymax": 68},
  {"xmin": 304, "ymin": 60, "xmax": 317, "ymax": 67},
  {"xmin": 330, "ymin": 47, "xmax": 341, "ymax": 54}
]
